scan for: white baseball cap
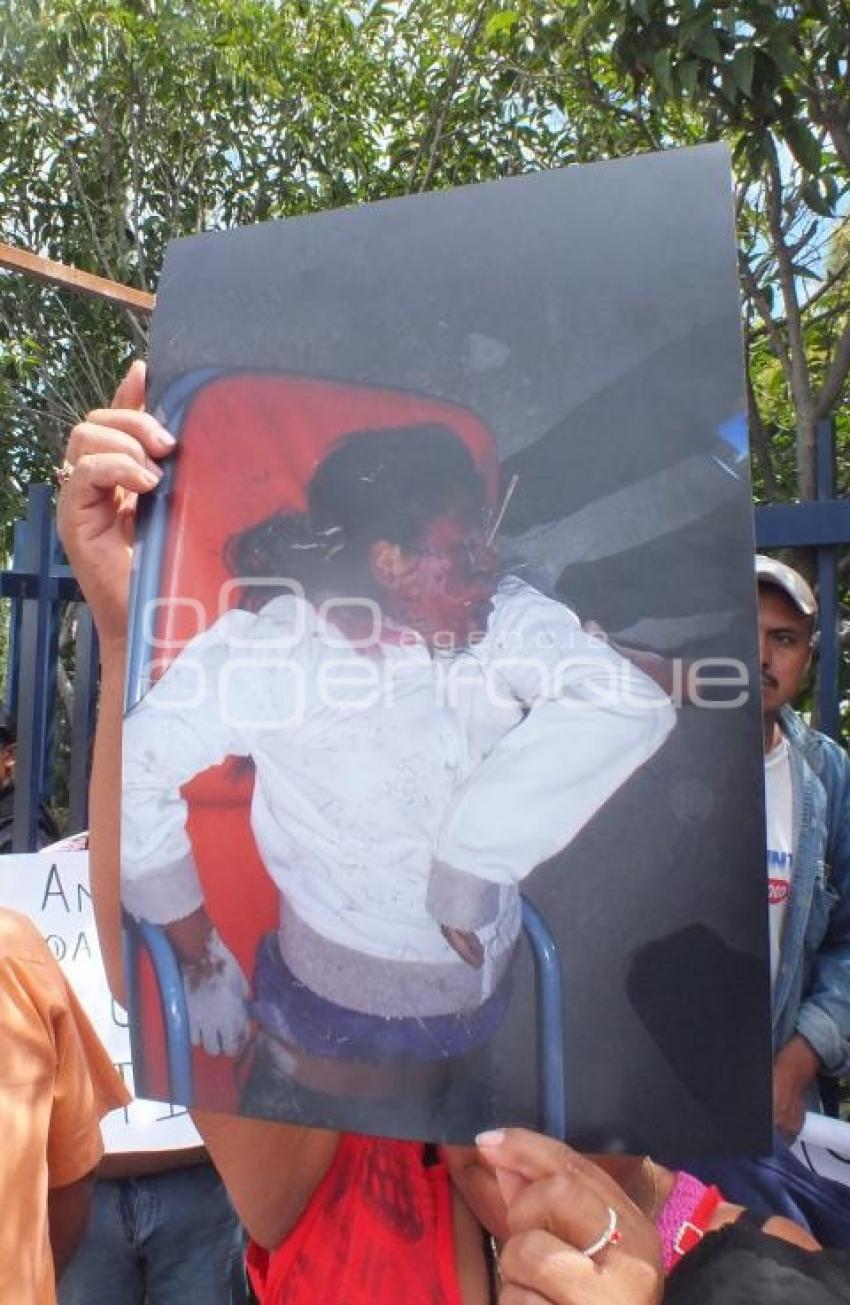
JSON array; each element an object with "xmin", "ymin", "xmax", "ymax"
[{"xmin": 755, "ymin": 554, "xmax": 817, "ymax": 618}]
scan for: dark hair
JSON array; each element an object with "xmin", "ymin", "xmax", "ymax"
[
  {"xmin": 225, "ymin": 424, "xmax": 485, "ymax": 607},
  {"xmin": 664, "ymin": 1221, "xmax": 850, "ymax": 1304}
]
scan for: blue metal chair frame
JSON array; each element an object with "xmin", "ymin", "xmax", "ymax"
[
  {"xmin": 124, "ymin": 915, "xmax": 194, "ymax": 1107},
  {"xmin": 521, "ymin": 897, "xmax": 566, "ymax": 1138},
  {"xmin": 124, "ymin": 896, "xmax": 566, "ymax": 1133}
]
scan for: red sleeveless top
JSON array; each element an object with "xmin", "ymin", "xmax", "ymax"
[
  {"xmin": 248, "ymin": 1136, "xmax": 726, "ymax": 1303},
  {"xmin": 247, "ymin": 1135, "xmax": 464, "ymax": 1305}
]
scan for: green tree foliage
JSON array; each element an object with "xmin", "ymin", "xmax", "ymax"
[
  {"xmin": 568, "ymin": 0, "xmax": 850, "ymax": 501},
  {"xmin": 0, "ymin": 0, "xmax": 585, "ymax": 539},
  {"xmin": 1, "ymin": 0, "xmax": 848, "ymax": 529},
  {"xmin": 2, "ymin": 0, "xmax": 849, "ymax": 810}
]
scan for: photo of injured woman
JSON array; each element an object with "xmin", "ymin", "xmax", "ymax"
[{"xmin": 122, "ymin": 143, "xmax": 773, "ymax": 1152}]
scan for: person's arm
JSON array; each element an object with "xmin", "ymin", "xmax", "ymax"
[
  {"xmin": 120, "ymin": 615, "xmax": 257, "ymax": 926},
  {"xmin": 48, "ymin": 1173, "xmax": 96, "ymax": 1281},
  {"xmin": 99, "ymin": 612, "xmax": 281, "ymax": 1053},
  {"xmin": 89, "ymin": 643, "xmax": 129, "ymax": 1003},
  {"xmin": 91, "ymin": 561, "xmax": 255, "ymax": 1052},
  {"xmin": 583, "ymin": 620, "xmax": 688, "ymax": 701},
  {"xmin": 430, "ymin": 586, "xmax": 675, "ymax": 933},
  {"xmin": 793, "ymin": 747, "xmax": 850, "ymax": 1073},
  {"xmin": 93, "ymin": 611, "xmax": 335, "ymax": 1229},
  {"xmin": 769, "ymin": 741, "xmax": 850, "ymax": 1140},
  {"xmin": 59, "ymin": 360, "xmax": 166, "ymax": 1002},
  {"xmin": 58, "ymin": 362, "xmax": 339, "ymax": 1247},
  {"xmin": 63, "ymin": 370, "xmax": 274, "ymax": 1054},
  {"xmin": 193, "ymin": 1112, "xmax": 339, "ymax": 1249},
  {"xmin": 44, "ymin": 965, "xmax": 130, "ymax": 1279},
  {"xmin": 773, "ymin": 1034, "xmax": 822, "ymax": 1142}
]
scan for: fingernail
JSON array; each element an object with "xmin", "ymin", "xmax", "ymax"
[
  {"xmin": 158, "ymin": 429, "xmax": 177, "ymax": 448},
  {"xmin": 475, "ymin": 1129, "xmax": 506, "ymax": 1148},
  {"xmin": 142, "ymin": 467, "xmax": 163, "ymax": 486}
]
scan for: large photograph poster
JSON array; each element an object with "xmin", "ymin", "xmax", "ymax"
[{"xmin": 124, "ymin": 143, "xmax": 771, "ymax": 1153}]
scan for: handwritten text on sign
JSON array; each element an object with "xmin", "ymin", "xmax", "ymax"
[{"xmin": 0, "ymin": 851, "xmax": 200, "ymax": 1153}]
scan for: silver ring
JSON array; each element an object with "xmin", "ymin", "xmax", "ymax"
[{"xmin": 580, "ymin": 1206, "xmax": 620, "ymax": 1259}]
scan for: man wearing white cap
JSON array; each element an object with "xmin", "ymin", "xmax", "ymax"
[
  {"xmin": 681, "ymin": 555, "xmax": 850, "ymax": 1245},
  {"xmin": 755, "ymin": 554, "xmax": 850, "ymax": 1141}
]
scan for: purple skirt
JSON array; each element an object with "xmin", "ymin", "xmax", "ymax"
[{"xmin": 250, "ymin": 931, "xmax": 512, "ymax": 1063}]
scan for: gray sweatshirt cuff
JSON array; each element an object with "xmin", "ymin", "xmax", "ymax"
[
  {"xmin": 121, "ymin": 853, "xmax": 204, "ymax": 925},
  {"xmin": 426, "ymin": 861, "xmax": 500, "ymax": 931}
]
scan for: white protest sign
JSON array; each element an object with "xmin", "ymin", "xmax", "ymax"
[
  {"xmin": 0, "ymin": 850, "xmax": 200, "ymax": 1153},
  {"xmin": 793, "ymin": 1111, "xmax": 850, "ymax": 1189}
]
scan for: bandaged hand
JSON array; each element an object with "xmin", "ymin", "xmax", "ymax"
[{"xmin": 181, "ymin": 930, "xmax": 251, "ymax": 1056}]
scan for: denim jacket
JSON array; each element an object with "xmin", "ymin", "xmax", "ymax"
[{"xmin": 773, "ymin": 706, "xmax": 850, "ymax": 1076}]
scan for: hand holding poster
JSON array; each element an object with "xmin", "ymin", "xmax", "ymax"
[
  {"xmin": 122, "ymin": 145, "xmax": 771, "ymax": 1153},
  {"xmin": 0, "ymin": 851, "xmax": 200, "ymax": 1153}
]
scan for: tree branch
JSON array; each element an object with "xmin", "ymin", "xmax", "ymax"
[
  {"xmin": 576, "ymin": 51, "xmax": 661, "ymax": 152},
  {"xmin": 815, "ymin": 312, "xmax": 850, "ymax": 420},
  {"xmin": 126, "ymin": 68, "xmax": 150, "ymax": 293},
  {"xmin": 411, "ymin": 2, "xmax": 490, "ymax": 194},
  {"xmin": 744, "ymin": 322, "xmax": 782, "ymax": 501},
  {"xmin": 743, "ymin": 245, "xmax": 850, "ymax": 344},
  {"xmin": 813, "ymin": 108, "xmax": 850, "ymax": 175},
  {"xmin": 764, "ymin": 145, "xmax": 813, "ymax": 414},
  {"xmin": 63, "ymin": 145, "xmax": 148, "ymax": 348},
  {"xmin": 738, "ymin": 252, "xmax": 794, "ymax": 390},
  {"xmin": 764, "ymin": 142, "xmax": 817, "ymax": 497}
]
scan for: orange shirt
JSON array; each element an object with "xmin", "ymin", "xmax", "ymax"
[{"xmin": 0, "ymin": 908, "xmax": 130, "ymax": 1305}]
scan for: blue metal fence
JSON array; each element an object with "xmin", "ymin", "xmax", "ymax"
[
  {"xmin": 1, "ymin": 487, "xmax": 98, "ymax": 849},
  {"xmin": 1, "ymin": 420, "xmax": 846, "ymax": 851}
]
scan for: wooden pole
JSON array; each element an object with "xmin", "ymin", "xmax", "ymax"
[{"xmin": 0, "ymin": 241, "xmax": 155, "ymax": 314}]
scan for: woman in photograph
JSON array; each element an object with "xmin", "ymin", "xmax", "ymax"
[
  {"xmin": 108, "ymin": 372, "xmax": 677, "ymax": 1129},
  {"xmin": 120, "ymin": 409, "xmax": 673, "ymax": 1124},
  {"xmin": 59, "ymin": 362, "xmax": 834, "ymax": 1305}
]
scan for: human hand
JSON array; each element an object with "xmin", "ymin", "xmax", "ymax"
[
  {"xmin": 441, "ymin": 924, "xmax": 485, "ymax": 968},
  {"xmin": 181, "ymin": 929, "xmax": 251, "ymax": 1057},
  {"xmin": 56, "ymin": 360, "xmax": 176, "ymax": 648},
  {"xmin": 773, "ymin": 1034, "xmax": 820, "ymax": 1142},
  {"xmin": 476, "ymin": 1129, "xmax": 663, "ymax": 1305}
]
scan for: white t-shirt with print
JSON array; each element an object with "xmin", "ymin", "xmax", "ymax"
[{"xmin": 765, "ymin": 735, "xmax": 794, "ymax": 991}]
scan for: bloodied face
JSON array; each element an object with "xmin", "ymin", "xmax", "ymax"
[
  {"xmin": 372, "ymin": 506, "xmax": 500, "ymax": 650},
  {"xmin": 230, "ymin": 425, "xmax": 500, "ymax": 646}
]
